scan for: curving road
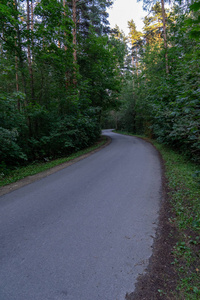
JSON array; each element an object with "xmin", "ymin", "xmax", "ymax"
[{"xmin": 0, "ymin": 130, "xmax": 162, "ymax": 300}]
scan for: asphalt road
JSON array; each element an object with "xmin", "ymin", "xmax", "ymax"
[{"xmin": 0, "ymin": 130, "xmax": 162, "ymax": 300}]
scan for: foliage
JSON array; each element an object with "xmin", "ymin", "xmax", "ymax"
[
  {"xmin": 0, "ymin": 136, "xmax": 107, "ymax": 187},
  {"xmin": 155, "ymin": 140, "xmax": 200, "ymax": 299},
  {"xmin": 78, "ymin": 30, "xmax": 123, "ymax": 112},
  {"xmin": 0, "ymin": 0, "xmax": 127, "ymax": 172},
  {"xmin": 115, "ymin": 1, "xmax": 200, "ymax": 162}
]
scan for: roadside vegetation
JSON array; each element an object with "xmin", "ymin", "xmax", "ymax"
[
  {"xmin": 0, "ymin": 136, "xmax": 107, "ymax": 188},
  {"xmin": 154, "ymin": 139, "xmax": 200, "ymax": 299},
  {"xmin": 103, "ymin": 1, "xmax": 200, "ymax": 165},
  {"xmin": 1, "ymin": 0, "xmax": 199, "ymax": 297},
  {"xmin": 0, "ymin": 0, "xmax": 128, "ymax": 177}
]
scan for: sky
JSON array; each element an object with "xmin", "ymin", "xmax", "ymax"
[{"xmin": 107, "ymin": 0, "xmax": 146, "ymax": 36}]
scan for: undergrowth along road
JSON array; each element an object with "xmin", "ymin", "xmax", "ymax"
[
  {"xmin": 155, "ymin": 141, "xmax": 200, "ymax": 299},
  {"xmin": 0, "ymin": 136, "xmax": 109, "ymax": 192}
]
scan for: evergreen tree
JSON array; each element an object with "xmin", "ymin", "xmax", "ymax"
[
  {"xmin": 0, "ymin": 0, "xmax": 126, "ymax": 171},
  {"xmin": 117, "ymin": 2, "xmax": 200, "ymax": 162},
  {"xmin": 128, "ymin": 20, "xmax": 142, "ymax": 76}
]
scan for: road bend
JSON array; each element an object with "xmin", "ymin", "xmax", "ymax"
[{"xmin": 0, "ymin": 130, "xmax": 162, "ymax": 300}]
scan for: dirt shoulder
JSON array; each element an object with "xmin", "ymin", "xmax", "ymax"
[
  {"xmin": 126, "ymin": 145, "xmax": 179, "ymax": 300},
  {"xmin": 0, "ymin": 136, "xmax": 111, "ymax": 197}
]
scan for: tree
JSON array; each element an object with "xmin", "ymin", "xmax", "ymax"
[
  {"xmin": 0, "ymin": 0, "xmax": 126, "ymax": 171},
  {"xmin": 138, "ymin": 0, "xmax": 169, "ymax": 73},
  {"xmin": 128, "ymin": 20, "xmax": 142, "ymax": 76},
  {"xmin": 78, "ymin": 30, "xmax": 123, "ymax": 114},
  {"xmin": 117, "ymin": 2, "xmax": 200, "ymax": 162}
]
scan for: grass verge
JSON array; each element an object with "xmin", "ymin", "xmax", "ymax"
[
  {"xmin": 0, "ymin": 136, "xmax": 107, "ymax": 188},
  {"xmin": 116, "ymin": 131, "xmax": 200, "ymax": 299},
  {"xmin": 154, "ymin": 141, "xmax": 200, "ymax": 299}
]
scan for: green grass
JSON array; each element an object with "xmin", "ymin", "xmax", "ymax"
[
  {"xmin": 155, "ymin": 142, "xmax": 200, "ymax": 299},
  {"xmin": 0, "ymin": 136, "xmax": 107, "ymax": 188},
  {"xmin": 116, "ymin": 131, "xmax": 200, "ymax": 299}
]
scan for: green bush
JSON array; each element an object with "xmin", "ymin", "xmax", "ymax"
[{"xmin": 0, "ymin": 127, "xmax": 27, "ymax": 170}]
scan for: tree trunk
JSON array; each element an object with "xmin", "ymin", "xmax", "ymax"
[
  {"xmin": 31, "ymin": 0, "xmax": 34, "ymax": 32},
  {"xmin": 160, "ymin": 0, "xmax": 169, "ymax": 74},
  {"xmin": 0, "ymin": 28, "xmax": 3, "ymax": 55},
  {"xmin": 14, "ymin": 0, "xmax": 32, "ymax": 135},
  {"xmin": 72, "ymin": 0, "xmax": 77, "ymax": 63},
  {"xmin": 135, "ymin": 47, "xmax": 139, "ymax": 78},
  {"xmin": 15, "ymin": 41, "xmax": 20, "ymax": 110},
  {"xmin": 31, "ymin": 0, "xmax": 34, "ymax": 55},
  {"xmin": 63, "ymin": 0, "xmax": 71, "ymax": 89},
  {"xmin": 63, "ymin": 0, "xmax": 68, "ymax": 51},
  {"xmin": 13, "ymin": 0, "xmax": 20, "ymax": 110},
  {"xmin": 27, "ymin": 0, "xmax": 35, "ymax": 101},
  {"xmin": 72, "ymin": 0, "xmax": 77, "ymax": 86},
  {"xmin": 14, "ymin": 0, "xmax": 27, "ymax": 99}
]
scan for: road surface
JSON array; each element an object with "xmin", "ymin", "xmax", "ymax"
[{"xmin": 0, "ymin": 130, "xmax": 162, "ymax": 300}]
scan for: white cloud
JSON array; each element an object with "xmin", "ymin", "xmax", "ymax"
[{"xmin": 107, "ymin": 0, "xmax": 146, "ymax": 35}]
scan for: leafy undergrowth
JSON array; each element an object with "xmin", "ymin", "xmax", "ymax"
[
  {"xmin": 154, "ymin": 142, "xmax": 200, "ymax": 299},
  {"xmin": 0, "ymin": 136, "xmax": 107, "ymax": 188},
  {"xmin": 116, "ymin": 131, "xmax": 200, "ymax": 299}
]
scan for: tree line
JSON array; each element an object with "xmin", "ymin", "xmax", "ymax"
[
  {"xmin": 1, "ymin": 0, "xmax": 199, "ymax": 175},
  {"xmin": 112, "ymin": 0, "xmax": 200, "ymax": 163},
  {"xmin": 0, "ymin": 0, "xmax": 126, "ymax": 173}
]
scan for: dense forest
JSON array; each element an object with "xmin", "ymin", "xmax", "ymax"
[
  {"xmin": 0, "ymin": 0, "xmax": 199, "ymax": 175},
  {"xmin": 0, "ymin": 0, "xmax": 127, "ymax": 173},
  {"xmin": 109, "ymin": 0, "xmax": 200, "ymax": 163}
]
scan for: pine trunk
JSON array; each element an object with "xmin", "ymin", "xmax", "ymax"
[
  {"xmin": 72, "ymin": 0, "xmax": 77, "ymax": 86},
  {"xmin": 31, "ymin": 0, "xmax": 34, "ymax": 52},
  {"xmin": 27, "ymin": 0, "xmax": 35, "ymax": 101},
  {"xmin": 14, "ymin": 0, "xmax": 27, "ymax": 99},
  {"xmin": 72, "ymin": 0, "xmax": 77, "ymax": 63},
  {"xmin": 63, "ymin": 0, "xmax": 67, "ymax": 51},
  {"xmin": 15, "ymin": 41, "xmax": 20, "ymax": 110},
  {"xmin": 0, "ymin": 29, "xmax": 3, "ymax": 55}
]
